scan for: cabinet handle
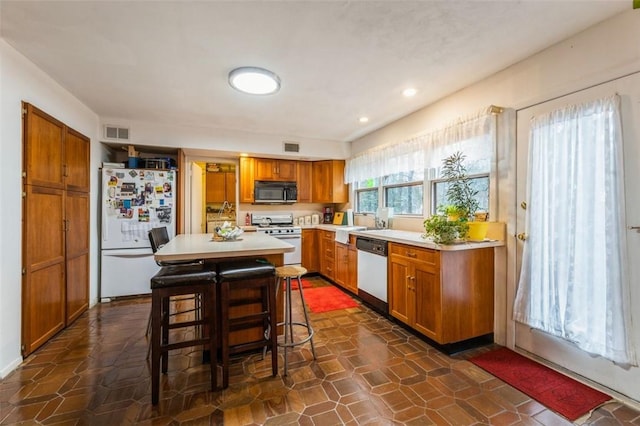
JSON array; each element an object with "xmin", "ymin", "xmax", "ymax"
[{"xmin": 406, "ymin": 252, "xmax": 417, "ymax": 258}]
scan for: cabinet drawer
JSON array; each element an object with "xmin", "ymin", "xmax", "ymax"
[
  {"xmin": 389, "ymin": 243, "xmax": 439, "ymax": 266},
  {"xmin": 322, "ymin": 230, "xmax": 335, "ymax": 240},
  {"xmin": 322, "ymin": 259, "xmax": 335, "ymax": 277}
]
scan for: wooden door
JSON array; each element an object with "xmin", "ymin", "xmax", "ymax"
[
  {"xmin": 65, "ymin": 191, "xmax": 89, "ymax": 324},
  {"xmin": 276, "ymin": 160, "xmax": 297, "ymax": 180},
  {"xmin": 255, "ymin": 158, "xmax": 276, "ymax": 180},
  {"xmin": 206, "ymin": 172, "xmax": 226, "ymax": 203},
  {"xmin": 297, "ymin": 161, "xmax": 312, "ymax": 202},
  {"xmin": 388, "ymin": 254, "xmax": 411, "ymax": 326},
  {"xmin": 334, "ymin": 243, "xmax": 349, "ymax": 289},
  {"xmin": 22, "ymin": 185, "xmax": 66, "ymax": 356},
  {"xmin": 413, "ymin": 261, "xmax": 441, "ymax": 342},
  {"xmin": 301, "ymin": 229, "xmax": 318, "ymax": 272},
  {"xmin": 23, "ymin": 104, "xmax": 64, "ymax": 189},
  {"xmin": 64, "ymin": 128, "xmax": 90, "ymax": 192},
  {"xmin": 239, "ymin": 157, "xmax": 255, "ymax": 203}
]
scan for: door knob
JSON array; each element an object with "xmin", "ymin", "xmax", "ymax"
[
  {"xmin": 520, "ymin": 201, "xmax": 527, "ymax": 210},
  {"xmin": 517, "ymin": 233, "xmax": 528, "ymax": 241}
]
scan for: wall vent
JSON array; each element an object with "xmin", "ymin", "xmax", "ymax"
[
  {"xmin": 283, "ymin": 141, "xmax": 300, "ymax": 153},
  {"xmin": 103, "ymin": 125, "xmax": 130, "ymax": 141}
]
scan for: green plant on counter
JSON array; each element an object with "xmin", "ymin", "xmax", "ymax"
[
  {"xmin": 423, "ymin": 215, "xmax": 469, "ymax": 244},
  {"xmin": 441, "ymin": 151, "xmax": 479, "ymax": 220}
]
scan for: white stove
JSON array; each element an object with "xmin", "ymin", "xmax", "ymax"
[{"xmin": 252, "ymin": 213, "xmax": 302, "ymax": 265}]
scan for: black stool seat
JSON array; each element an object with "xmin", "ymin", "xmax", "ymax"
[
  {"xmin": 218, "ymin": 259, "xmax": 275, "ymax": 281},
  {"xmin": 150, "ymin": 264, "xmax": 218, "ymax": 405},
  {"xmin": 151, "ymin": 265, "xmax": 216, "ymax": 289},
  {"xmin": 217, "ymin": 259, "xmax": 277, "ymax": 388}
]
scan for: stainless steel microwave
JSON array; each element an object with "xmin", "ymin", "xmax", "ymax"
[{"xmin": 254, "ymin": 181, "xmax": 297, "ymax": 204}]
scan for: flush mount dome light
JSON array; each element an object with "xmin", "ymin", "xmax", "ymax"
[{"xmin": 228, "ymin": 67, "xmax": 281, "ymax": 95}]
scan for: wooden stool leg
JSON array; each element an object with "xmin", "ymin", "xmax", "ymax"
[
  {"xmin": 151, "ymin": 291, "xmax": 162, "ymax": 405},
  {"xmin": 221, "ymin": 281, "xmax": 230, "ymax": 389},
  {"xmin": 268, "ymin": 278, "xmax": 278, "ymax": 377}
]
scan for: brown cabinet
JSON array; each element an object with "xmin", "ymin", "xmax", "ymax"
[
  {"xmin": 22, "ymin": 103, "xmax": 90, "ymax": 356},
  {"xmin": 239, "ymin": 157, "xmax": 255, "ymax": 203},
  {"xmin": 296, "ymin": 161, "xmax": 313, "ymax": 203},
  {"xmin": 388, "ymin": 242, "xmax": 494, "ymax": 344},
  {"xmin": 319, "ymin": 230, "xmax": 335, "ymax": 280},
  {"xmin": 312, "ymin": 160, "xmax": 349, "ymax": 203},
  {"xmin": 206, "ymin": 172, "xmax": 236, "ymax": 204},
  {"xmin": 254, "ymin": 158, "xmax": 297, "ymax": 181},
  {"xmin": 334, "ymin": 235, "xmax": 358, "ymax": 293},
  {"xmin": 301, "ymin": 229, "xmax": 318, "ymax": 273}
]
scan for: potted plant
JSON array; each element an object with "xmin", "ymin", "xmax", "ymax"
[
  {"xmin": 423, "ymin": 214, "xmax": 469, "ymax": 244},
  {"xmin": 424, "ymin": 151, "xmax": 488, "ymax": 243}
]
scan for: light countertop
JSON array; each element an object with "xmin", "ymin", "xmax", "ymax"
[
  {"xmin": 154, "ymin": 232, "xmax": 295, "ymax": 262},
  {"xmin": 349, "ymin": 229, "xmax": 504, "ymax": 251}
]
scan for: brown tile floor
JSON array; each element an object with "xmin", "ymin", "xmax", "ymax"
[{"xmin": 2, "ymin": 277, "xmax": 639, "ymax": 425}]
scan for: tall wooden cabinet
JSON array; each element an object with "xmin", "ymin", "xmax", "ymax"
[
  {"xmin": 239, "ymin": 157, "xmax": 255, "ymax": 203},
  {"xmin": 296, "ymin": 161, "xmax": 313, "ymax": 203},
  {"xmin": 301, "ymin": 229, "xmax": 318, "ymax": 273},
  {"xmin": 22, "ymin": 103, "xmax": 90, "ymax": 356}
]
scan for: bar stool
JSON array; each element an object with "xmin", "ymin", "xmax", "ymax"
[
  {"xmin": 150, "ymin": 264, "xmax": 217, "ymax": 405},
  {"xmin": 276, "ymin": 265, "xmax": 316, "ymax": 376},
  {"xmin": 217, "ymin": 259, "xmax": 277, "ymax": 388}
]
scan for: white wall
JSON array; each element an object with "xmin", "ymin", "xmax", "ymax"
[
  {"xmin": 0, "ymin": 39, "xmax": 103, "ymax": 377},
  {"xmin": 351, "ymin": 8, "xmax": 640, "ymax": 398}
]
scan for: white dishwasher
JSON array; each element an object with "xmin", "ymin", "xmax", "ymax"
[{"xmin": 356, "ymin": 237, "xmax": 389, "ymax": 314}]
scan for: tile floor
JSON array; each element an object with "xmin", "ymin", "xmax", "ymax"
[{"xmin": 1, "ymin": 277, "xmax": 639, "ymax": 425}]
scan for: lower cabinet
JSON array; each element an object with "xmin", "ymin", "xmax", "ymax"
[
  {"xmin": 301, "ymin": 229, "xmax": 318, "ymax": 273},
  {"xmin": 388, "ymin": 242, "xmax": 494, "ymax": 344},
  {"xmin": 334, "ymin": 235, "xmax": 357, "ymax": 293},
  {"xmin": 319, "ymin": 230, "xmax": 335, "ymax": 280}
]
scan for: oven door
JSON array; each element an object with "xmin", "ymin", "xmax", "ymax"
[{"xmin": 274, "ymin": 235, "xmax": 302, "ymax": 265}]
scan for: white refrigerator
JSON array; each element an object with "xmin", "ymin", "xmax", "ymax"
[{"xmin": 100, "ymin": 167, "xmax": 176, "ymax": 300}]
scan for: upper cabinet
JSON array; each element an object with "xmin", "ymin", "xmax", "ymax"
[
  {"xmin": 206, "ymin": 171, "xmax": 236, "ymax": 204},
  {"xmin": 239, "ymin": 157, "xmax": 255, "ymax": 203},
  {"xmin": 255, "ymin": 158, "xmax": 297, "ymax": 181},
  {"xmin": 312, "ymin": 160, "xmax": 348, "ymax": 203},
  {"xmin": 296, "ymin": 161, "xmax": 313, "ymax": 203}
]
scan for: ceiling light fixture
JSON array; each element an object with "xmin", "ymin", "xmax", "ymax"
[
  {"xmin": 403, "ymin": 88, "xmax": 417, "ymax": 97},
  {"xmin": 359, "ymin": 116, "xmax": 369, "ymax": 123},
  {"xmin": 228, "ymin": 66, "xmax": 281, "ymax": 95}
]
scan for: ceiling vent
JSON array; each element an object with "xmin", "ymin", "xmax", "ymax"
[
  {"xmin": 283, "ymin": 141, "xmax": 300, "ymax": 153},
  {"xmin": 103, "ymin": 125, "xmax": 130, "ymax": 142}
]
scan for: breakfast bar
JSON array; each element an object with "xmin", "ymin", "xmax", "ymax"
[{"xmin": 154, "ymin": 232, "xmax": 294, "ymax": 353}]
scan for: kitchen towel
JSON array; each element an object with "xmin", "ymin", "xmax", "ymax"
[{"xmin": 335, "ymin": 229, "xmax": 349, "ymax": 244}]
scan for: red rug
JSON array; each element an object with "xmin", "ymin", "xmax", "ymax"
[
  {"xmin": 282, "ymin": 278, "xmax": 313, "ymax": 291},
  {"xmin": 469, "ymin": 347, "xmax": 611, "ymax": 421},
  {"xmin": 302, "ymin": 286, "xmax": 359, "ymax": 313}
]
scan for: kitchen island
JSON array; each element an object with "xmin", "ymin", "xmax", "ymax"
[{"xmin": 154, "ymin": 232, "xmax": 294, "ymax": 348}]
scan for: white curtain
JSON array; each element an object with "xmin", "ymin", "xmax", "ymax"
[
  {"xmin": 344, "ymin": 107, "xmax": 496, "ymax": 183},
  {"xmin": 513, "ymin": 95, "xmax": 636, "ymax": 365}
]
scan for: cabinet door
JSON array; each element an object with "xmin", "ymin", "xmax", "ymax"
[
  {"xmin": 239, "ymin": 157, "xmax": 255, "ymax": 203},
  {"xmin": 65, "ymin": 191, "xmax": 89, "ymax": 324},
  {"xmin": 206, "ymin": 173, "xmax": 226, "ymax": 203},
  {"xmin": 297, "ymin": 161, "xmax": 313, "ymax": 203},
  {"xmin": 301, "ymin": 229, "xmax": 318, "ymax": 273},
  {"xmin": 320, "ymin": 231, "xmax": 335, "ymax": 280},
  {"xmin": 346, "ymin": 244, "xmax": 358, "ymax": 294},
  {"xmin": 255, "ymin": 158, "xmax": 276, "ymax": 180},
  {"xmin": 22, "ymin": 185, "xmax": 66, "ymax": 356},
  {"xmin": 23, "ymin": 103, "xmax": 65, "ymax": 190},
  {"xmin": 225, "ymin": 172, "xmax": 236, "ymax": 204},
  {"xmin": 334, "ymin": 243, "xmax": 349, "ymax": 289},
  {"xmin": 64, "ymin": 128, "xmax": 90, "ymax": 192},
  {"xmin": 413, "ymin": 261, "xmax": 441, "ymax": 342},
  {"xmin": 276, "ymin": 160, "xmax": 297, "ymax": 180},
  {"xmin": 388, "ymin": 255, "xmax": 412, "ymax": 326},
  {"xmin": 312, "ymin": 161, "xmax": 331, "ymax": 202}
]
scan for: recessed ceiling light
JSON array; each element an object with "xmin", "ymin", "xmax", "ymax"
[
  {"xmin": 228, "ymin": 67, "xmax": 281, "ymax": 95},
  {"xmin": 403, "ymin": 88, "xmax": 417, "ymax": 97},
  {"xmin": 359, "ymin": 116, "xmax": 369, "ymax": 123}
]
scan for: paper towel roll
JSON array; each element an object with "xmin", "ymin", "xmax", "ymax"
[{"xmin": 346, "ymin": 209, "xmax": 354, "ymax": 226}]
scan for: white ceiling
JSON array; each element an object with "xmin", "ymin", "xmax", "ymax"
[{"xmin": 0, "ymin": 1, "xmax": 630, "ymax": 143}]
